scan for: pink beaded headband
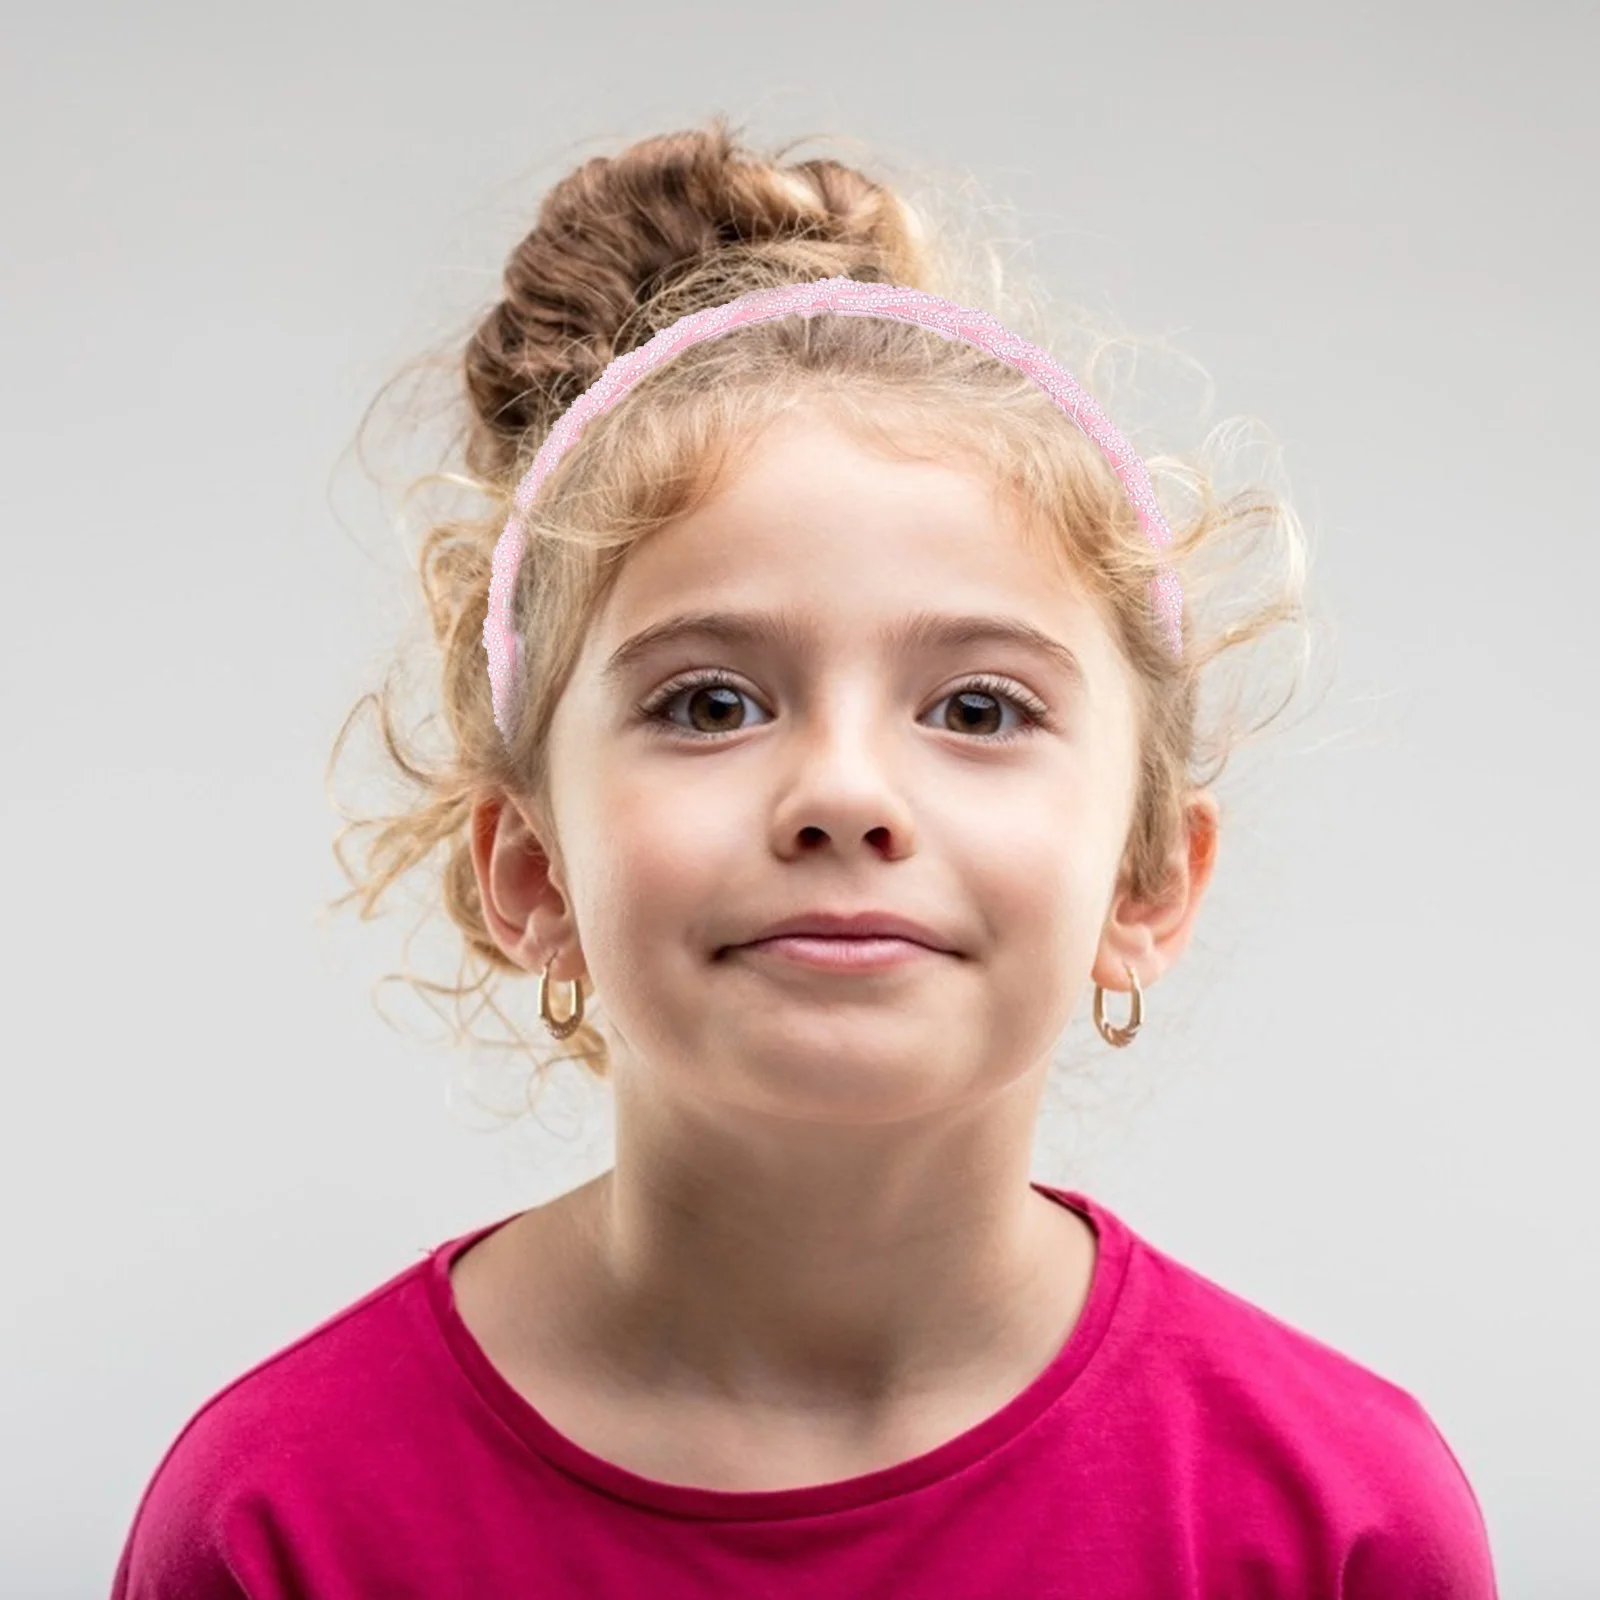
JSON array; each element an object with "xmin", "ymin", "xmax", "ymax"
[{"xmin": 484, "ymin": 275, "xmax": 1184, "ymax": 745}]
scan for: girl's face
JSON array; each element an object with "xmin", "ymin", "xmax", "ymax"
[{"xmin": 517, "ymin": 406, "xmax": 1147, "ymax": 1125}]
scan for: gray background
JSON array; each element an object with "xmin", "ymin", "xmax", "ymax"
[{"xmin": 4, "ymin": 1, "xmax": 1595, "ymax": 1593}]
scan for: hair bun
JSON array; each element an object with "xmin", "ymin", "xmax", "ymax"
[{"xmin": 461, "ymin": 115, "xmax": 923, "ymax": 485}]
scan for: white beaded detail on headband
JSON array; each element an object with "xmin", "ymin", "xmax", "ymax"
[{"xmin": 483, "ymin": 275, "xmax": 1184, "ymax": 745}]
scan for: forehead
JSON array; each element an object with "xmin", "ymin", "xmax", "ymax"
[{"xmin": 592, "ymin": 408, "xmax": 1118, "ymax": 658}]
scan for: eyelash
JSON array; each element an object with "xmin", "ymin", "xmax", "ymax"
[{"xmin": 635, "ymin": 669, "xmax": 1055, "ymax": 745}]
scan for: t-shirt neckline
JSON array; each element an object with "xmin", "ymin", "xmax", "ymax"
[{"xmin": 426, "ymin": 1180, "xmax": 1132, "ymax": 1520}]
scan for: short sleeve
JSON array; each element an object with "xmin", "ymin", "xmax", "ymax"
[
  {"xmin": 1341, "ymin": 1406, "xmax": 1499, "ymax": 1598},
  {"xmin": 109, "ymin": 1412, "xmax": 261, "ymax": 1600},
  {"xmin": 110, "ymin": 1488, "xmax": 252, "ymax": 1599}
]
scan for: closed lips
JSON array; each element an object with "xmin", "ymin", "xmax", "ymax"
[{"xmin": 737, "ymin": 911, "xmax": 959, "ymax": 953}]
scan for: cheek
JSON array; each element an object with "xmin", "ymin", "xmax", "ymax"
[
  {"xmin": 584, "ymin": 781, "xmax": 744, "ymax": 922},
  {"xmin": 953, "ymin": 788, "xmax": 1074, "ymax": 879},
  {"xmin": 956, "ymin": 804, "xmax": 1110, "ymax": 949}
]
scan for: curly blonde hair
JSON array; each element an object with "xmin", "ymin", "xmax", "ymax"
[{"xmin": 325, "ymin": 114, "xmax": 1323, "ymax": 1113}]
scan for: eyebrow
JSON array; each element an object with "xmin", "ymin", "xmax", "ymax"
[{"xmin": 600, "ymin": 607, "xmax": 1087, "ymax": 695}]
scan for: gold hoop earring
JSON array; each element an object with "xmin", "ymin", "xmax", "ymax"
[
  {"xmin": 1093, "ymin": 961, "xmax": 1144, "ymax": 1048},
  {"xmin": 539, "ymin": 954, "xmax": 585, "ymax": 1040}
]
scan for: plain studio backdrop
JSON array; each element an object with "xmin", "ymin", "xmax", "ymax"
[{"xmin": 3, "ymin": 2, "xmax": 1594, "ymax": 1593}]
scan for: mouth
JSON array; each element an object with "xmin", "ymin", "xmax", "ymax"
[{"xmin": 723, "ymin": 934, "xmax": 944, "ymax": 972}]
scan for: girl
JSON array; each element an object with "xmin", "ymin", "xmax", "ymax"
[{"xmin": 112, "ymin": 116, "xmax": 1498, "ymax": 1597}]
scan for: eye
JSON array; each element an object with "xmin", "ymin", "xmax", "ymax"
[
  {"xmin": 935, "ymin": 675, "xmax": 1053, "ymax": 743},
  {"xmin": 635, "ymin": 670, "xmax": 1054, "ymax": 744},
  {"xmin": 638, "ymin": 672, "xmax": 774, "ymax": 738}
]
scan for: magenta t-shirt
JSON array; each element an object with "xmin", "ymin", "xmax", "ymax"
[{"xmin": 110, "ymin": 1183, "xmax": 1498, "ymax": 1597}]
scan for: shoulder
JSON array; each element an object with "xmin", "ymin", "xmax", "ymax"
[
  {"xmin": 1134, "ymin": 1233, "xmax": 1445, "ymax": 1442},
  {"xmin": 112, "ymin": 1249, "xmax": 434, "ymax": 1597},
  {"xmin": 1118, "ymin": 1222, "xmax": 1498, "ymax": 1593},
  {"xmin": 158, "ymin": 1248, "xmax": 429, "ymax": 1471}
]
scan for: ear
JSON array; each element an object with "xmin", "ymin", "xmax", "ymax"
[
  {"xmin": 1091, "ymin": 789, "xmax": 1220, "ymax": 996},
  {"xmin": 469, "ymin": 791, "xmax": 587, "ymax": 983}
]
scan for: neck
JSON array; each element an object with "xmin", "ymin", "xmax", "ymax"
[{"xmin": 540, "ymin": 1145, "xmax": 1093, "ymax": 1420}]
